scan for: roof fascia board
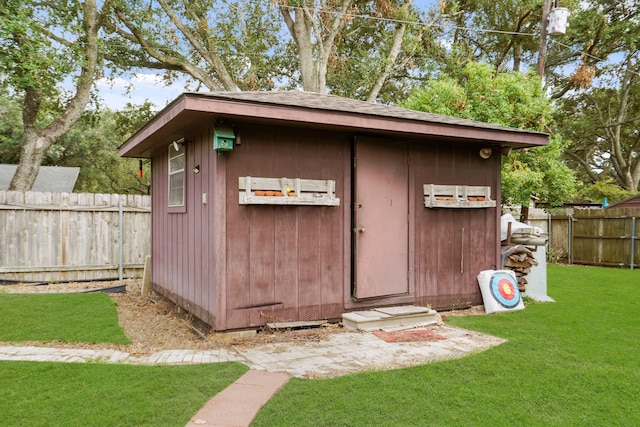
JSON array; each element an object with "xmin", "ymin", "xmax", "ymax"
[
  {"xmin": 120, "ymin": 93, "xmax": 548, "ymax": 158},
  {"xmin": 118, "ymin": 96, "xmax": 187, "ymax": 157},
  {"xmin": 181, "ymin": 96, "xmax": 547, "ymax": 146}
]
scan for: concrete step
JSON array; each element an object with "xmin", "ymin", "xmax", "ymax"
[{"xmin": 342, "ymin": 305, "xmax": 440, "ymax": 332}]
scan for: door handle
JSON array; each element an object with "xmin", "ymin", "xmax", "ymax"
[{"xmin": 353, "ymin": 227, "xmax": 365, "ymax": 233}]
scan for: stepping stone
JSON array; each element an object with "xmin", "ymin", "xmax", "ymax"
[{"xmin": 342, "ymin": 305, "xmax": 440, "ymax": 332}]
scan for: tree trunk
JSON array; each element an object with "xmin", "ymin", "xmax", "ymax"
[
  {"xmin": 279, "ymin": 1, "xmax": 353, "ymax": 93},
  {"xmin": 10, "ymin": 133, "xmax": 50, "ymax": 191},
  {"xmin": 8, "ymin": 0, "xmax": 100, "ymax": 192},
  {"xmin": 282, "ymin": 7, "xmax": 319, "ymax": 92},
  {"xmin": 366, "ymin": 0, "xmax": 411, "ymax": 102}
]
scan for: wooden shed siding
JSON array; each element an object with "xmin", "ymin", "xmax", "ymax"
[
  {"xmin": 151, "ymin": 122, "xmax": 503, "ymax": 328},
  {"xmin": 151, "ymin": 128, "xmax": 218, "ymax": 325},
  {"xmin": 223, "ymin": 125, "xmax": 347, "ymax": 329},
  {"xmin": 412, "ymin": 142, "xmax": 500, "ymax": 309}
]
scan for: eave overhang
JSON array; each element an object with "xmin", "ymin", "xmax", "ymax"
[{"xmin": 119, "ymin": 92, "xmax": 549, "ymax": 158}]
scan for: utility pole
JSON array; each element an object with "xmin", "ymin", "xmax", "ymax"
[{"xmin": 536, "ymin": 0, "xmax": 552, "ymax": 78}]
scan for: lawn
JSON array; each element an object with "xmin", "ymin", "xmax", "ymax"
[
  {"xmin": 0, "ymin": 361, "xmax": 248, "ymax": 426},
  {"xmin": 0, "ymin": 291, "xmax": 249, "ymax": 426},
  {"xmin": 253, "ymin": 265, "xmax": 640, "ymax": 426},
  {"xmin": 1, "ymin": 265, "xmax": 639, "ymax": 426},
  {"xmin": 0, "ymin": 292, "xmax": 129, "ymax": 344}
]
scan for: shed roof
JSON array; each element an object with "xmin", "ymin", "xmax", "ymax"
[
  {"xmin": 120, "ymin": 91, "xmax": 549, "ymax": 158},
  {"xmin": 604, "ymin": 193, "xmax": 640, "ymax": 209},
  {"xmin": 0, "ymin": 164, "xmax": 79, "ymax": 192}
]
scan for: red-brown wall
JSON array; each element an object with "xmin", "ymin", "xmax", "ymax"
[
  {"xmin": 411, "ymin": 142, "xmax": 500, "ymax": 309},
  {"xmin": 150, "ymin": 121, "xmax": 500, "ymax": 330},
  {"xmin": 222, "ymin": 125, "xmax": 349, "ymax": 330},
  {"xmin": 151, "ymin": 126, "xmax": 218, "ymax": 325}
]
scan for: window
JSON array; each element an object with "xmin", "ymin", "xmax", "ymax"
[{"xmin": 168, "ymin": 143, "xmax": 185, "ymax": 207}]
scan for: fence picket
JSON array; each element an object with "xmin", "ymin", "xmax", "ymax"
[
  {"xmin": 528, "ymin": 207, "xmax": 640, "ymax": 268},
  {"xmin": 0, "ymin": 191, "xmax": 150, "ymax": 282}
]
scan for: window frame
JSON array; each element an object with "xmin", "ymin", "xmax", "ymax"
[{"xmin": 168, "ymin": 143, "xmax": 186, "ymax": 213}]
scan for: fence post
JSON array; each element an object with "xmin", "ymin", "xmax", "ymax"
[
  {"xmin": 632, "ymin": 217, "xmax": 636, "ymax": 270},
  {"xmin": 568, "ymin": 215, "xmax": 572, "ymax": 265},
  {"xmin": 119, "ymin": 199, "xmax": 124, "ymax": 280}
]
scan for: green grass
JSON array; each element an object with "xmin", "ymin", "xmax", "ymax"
[
  {"xmin": 253, "ymin": 265, "xmax": 640, "ymax": 426},
  {"xmin": 0, "ymin": 361, "xmax": 249, "ymax": 426},
  {"xmin": 0, "ymin": 290, "xmax": 249, "ymax": 426},
  {"xmin": 0, "ymin": 292, "xmax": 129, "ymax": 344}
]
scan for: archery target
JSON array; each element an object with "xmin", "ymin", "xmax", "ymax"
[{"xmin": 477, "ymin": 269, "xmax": 525, "ymax": 314}]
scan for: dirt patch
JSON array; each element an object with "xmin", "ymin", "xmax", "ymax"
[
  {"xmin": 373, "ymin": 329, "xmax": 447, "ymax": 343},
  {"xmin": 1, "ymin": 279, "xmax": 343, "ymax": 355}
]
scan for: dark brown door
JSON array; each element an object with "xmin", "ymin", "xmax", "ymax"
[{"xmin": 353, "ymin": 137, "xmax": 409, "ymax": 299}]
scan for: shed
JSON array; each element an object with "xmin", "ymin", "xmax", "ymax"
[
  {"xmin": 119, "ymin": 91, "xmax": 548, "ymax": 331},
  {"xmin": 604, "ymin": 193, "xmax": 640, "ymax": 209}
]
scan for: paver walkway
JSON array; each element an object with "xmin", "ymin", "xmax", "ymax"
[
  {"xmin": 0, "ymin": 325, "xmax": 504, "ymax": 378},
  {"xmin": 185, "ymin": 370, "xmax": 290, "ymax": 427}
]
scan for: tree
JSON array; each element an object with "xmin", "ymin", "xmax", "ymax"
[
  {"xmin": 107, "ymin": 0, "xmax": 284, "ymax": 92},
  {"xmin": 0, "ymin": 87, "xmax": 23, "ymax": 164},
  {"xmin": 577, "ymin": 178, "xmax": 635, "ymax": 205},
  {"xmin": 106, "ymin": 0, "xmax": 448, "ymax": 101},
  {"xmin": 0, "ymin": 0, "xmax": 102, "ymax": 191},
  {"xmin": 402, "ymin": 62, "xmax": 576, "ymax": 206},
  {"xmin": 544, "ymin": 0, "xmax": 639, "ymax": 99},
  {"xmin": 558, "ymin": 55, "xmax": 640, "ymax": 192},
  {"xmin": 324, "ymin": 0, "xmax": 446, "ymax": 103},
  {"xmin": 276, "ymin": 0, "xmax": 440, "ymax": 97},
  {"xmin": 51, "ymin": 103, "xmax": 155, "ymax": 194},
  {"xmin": 0, "ymin": 87, "xmax": 154, "ymax": 194},
  {"xmin": 439, "ymin": 0, "xmax": 546, "ymax": 74}
]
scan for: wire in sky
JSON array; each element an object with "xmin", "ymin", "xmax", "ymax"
[
  {"xmin": 550, "ymin": 39, "xmax": 640, "ymax": 78},
  {"xmin": 277, "ymin": 3, "xmax": 538, "ymax": 38}
]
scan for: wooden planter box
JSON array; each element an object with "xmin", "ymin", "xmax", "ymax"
[
  {"xmin": 424, "ymin": 184, "xmax": 496, "ymax": 208},
  {"xmin": 239, "ymin": 176, "xmax": 340, "ymax": 206}
]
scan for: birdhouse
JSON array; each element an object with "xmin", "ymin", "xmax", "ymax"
[
  {"xmin": 547, "ymin": 7, "xmax": 570, "ymax": 36},
  {"xmin": 213, "ymin": 123, "xmax": 235, "ymax": 153}
]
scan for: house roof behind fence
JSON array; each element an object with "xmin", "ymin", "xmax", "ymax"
[{"xmin": 0, "ymin": 165, "xmax": 80, "ymax": 193}]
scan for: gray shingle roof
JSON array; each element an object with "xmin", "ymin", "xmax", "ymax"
[
  {"xmin": 194, "ymin": 91, "xmax": 544, "ymax": 135},
  {"xmin": 0, "ymin": 165, "xmax": 80, "ymax": 192}
]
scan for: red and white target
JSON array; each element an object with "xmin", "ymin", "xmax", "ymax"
[{"xmin": 477, "ymin": 270, "xmax": 525, "ymax": 314}]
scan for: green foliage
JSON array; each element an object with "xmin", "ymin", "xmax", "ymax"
[
  {"xmin": 0, "ymin": 89, "xmax": 23, "ymax": 163},
  {"xmin": 52, "ymin": 109, "xmax": 151, "ymax": 194},
  {"xmin": 402, "ymin": 62, "xmax": 576, "ymax": 206},
  {"xmin": 0, "ymin": 292, "xmax": 129, "ymax": 344},
  {"xmin": 0, "ymin": 0, "xmax": 91, "ymax": 114},
  {"xmin": 0, "ymin": 362, "xmax": 248, "ymax": 426},
  {"xmin": 254, "ymin": 265, "xmax": 640, "ymax": 426},
  {"xmin": 502, "ymin": 136, "xmax": 577, "ymax": 207},
  {"xmin": 404, "ymin": 62, "xmax": 552, "ymax": 130},
  {"xmin": 556, "ymin": 64, "xmax": 640, "ymax": 191},
  {"xmin": 577, "ymin": 179, "xmax": 636, "ymax": 205},
  {"xmin": 107, "ymin": 0, "xmax": 284, "ymax": 91},
  {"xmin": 52, "ymin": 103, "xmax": 153, "ymax": 194},
  {"xmin": 545, "ymin": 1, "xmax": 639, "ymax": 96}
]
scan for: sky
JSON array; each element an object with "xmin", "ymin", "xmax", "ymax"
[{"xmin": 95, "ymin": 73, "xmax": 187, "ymax": 111}]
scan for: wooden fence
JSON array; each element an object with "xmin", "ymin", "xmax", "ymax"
[
  {"xmin": 0, "ymin": 191, "xmax": 150, "ymax": 282},
  {"xmin": 527, "ymin": 207, "xmax": 640, "ymax": 269}
]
